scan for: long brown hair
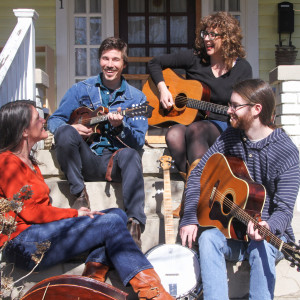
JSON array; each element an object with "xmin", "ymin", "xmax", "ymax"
[
  {"xmin": 195, "ymin": 11, "xmax": 246, "ymax": 70},
  {"xmin": 233, "ymin": 79, "xmax": 276, "ymax": 129},
  {"xmin": 0, "ymin": 100, "xmax": 37, "ymax": 153}
]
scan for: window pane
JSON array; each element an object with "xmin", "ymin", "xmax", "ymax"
[
  {"xmin": 149, "ymin": 48, "xmax": 167, "ymax": 56},
  {"xmin": 149, "ymin": 0, "xmax": 166, "ymax": 13},
  {"xmin": 128, "ymin": 48, "xmax": 146, "ymax": 74},
  {"xmin": 229, "ymin": 0, "xmax": 240, "ymax": 12},
  {"xmin": 170, "ymin": 0, "xmax": 187, "ymax": 13},
  {"xmin": 170, "ymin": 47, "xmax": 188, "ymax": 53},
  {"xmin": 75, "ymin": 0, "xmax": 86, "ymax": 13},
  {"xmin": 75, "ymin": 17, "xmax": 87, "ymax": 45},
  {"xmin": 90, "ymin": 48, "xmax": 100, "ymax": 76},
  {"xmin": 75, "ymin": 48, "xmax": 87, "ymax": 76},
  {"xmin": 128, "ymin": 0, "xmax": 145, "ymax": 13},
  {"xmin": 90, "ymin": 0, "xmax": 101, "ymax": 13},
  {"xmin": 149, "ymin": 16, "xmax": 166, "ymax": 44},
  {"xmin": 170, "ymin": 16, "xmax": 187, "ymax": 44},
  {"xmin": 90, "ymin": 17, "xmax": 101, "ymax": 45},
  {"xmin": 128, "ymin": 17, "xmax": 145, "ymax": 44},
  {"xmin": 233, "ymin": 15, "xmax": 240, "ymax": 23},
  {"xmin": 214, "ymin": 0, "xmax": 225, "ymax": 11}
]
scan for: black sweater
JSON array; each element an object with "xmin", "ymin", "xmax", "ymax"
[{"xmin": 148, "ymin": 49, "xmax": 252, "ymax": 121}]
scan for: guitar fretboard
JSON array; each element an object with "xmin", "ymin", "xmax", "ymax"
[{"xmin": 187, "ymin": 99, "xmax": 228, "ymax": 115}]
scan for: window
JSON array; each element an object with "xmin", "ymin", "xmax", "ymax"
[
  {"xmin": 73, "ymin": 0, "xmax": 102, "ymax": 82},
  {"xmin": 119, "ymin": 0, "xmax": 196, "ymax": 88}
]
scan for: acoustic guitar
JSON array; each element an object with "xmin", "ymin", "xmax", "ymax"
[
  {"xmin": 142, "ymin": 68, "xmax": 228, "ymax": 126},
  {"xmin": 146, "ymin": 156, "xmax": 202, "ymax": 299},
  {"xmin": 68, "ymin": 102, "xmax": 154, "ymax": 135},
  {"xmin": 198, "ymin": 153, "xmax": 300, "ymax": 269}
]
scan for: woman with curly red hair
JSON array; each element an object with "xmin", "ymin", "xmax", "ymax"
[{"xmin": 148, "ymin": 12, "xmax": 252, "ymax": 211}]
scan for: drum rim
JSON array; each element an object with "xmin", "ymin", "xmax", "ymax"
[{"xmin": 145, "ymin": 243, "xmax": 201, "ymax": 298}]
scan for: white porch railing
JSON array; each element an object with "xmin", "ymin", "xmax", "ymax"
[{"xmin": 0, "ymin": 9, "xmax": 38, "ymax": 107}]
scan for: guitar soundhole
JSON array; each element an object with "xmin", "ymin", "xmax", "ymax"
[
  {"xmin": 175, "ymin": 93, "xmax": 187, "ymax": 108},
  {"xmin": 223, "ymin": 193, "xmax": 234, "ymax": 215}
]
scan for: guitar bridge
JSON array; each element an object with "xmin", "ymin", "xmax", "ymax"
[{"xmin": 209, "ymin": 180, "xmax": 220, "ymax": 208}]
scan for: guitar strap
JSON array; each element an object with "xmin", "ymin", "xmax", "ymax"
[{"xmin": 105, "ymin": 148, "xmax": 124, "ymax": 181}]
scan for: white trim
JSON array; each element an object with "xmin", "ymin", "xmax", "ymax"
[
  {"xmin": 56, "ymin": 0, "xmax": 114, "ymax": 106},
  {"xmin": 201, "ymin": 0, "xmax": 259, "ymax": 78},
  {"xmin": 56, "ymin": 0, "xmax": 71, "ymax": 106}
]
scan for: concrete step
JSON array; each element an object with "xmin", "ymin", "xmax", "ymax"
[{"xmin": 6, "ymin": 148, "xmax": 300, "ymax": 299}]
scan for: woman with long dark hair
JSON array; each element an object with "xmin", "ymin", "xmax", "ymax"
[{"xmin": 0, "ymin": 100, "xmax": 173, "ymax": 299}]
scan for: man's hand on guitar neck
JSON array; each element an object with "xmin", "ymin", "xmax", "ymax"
[
  {"xmin": 157, "ymin": 81, "xmax": 174, "ymax": 110},
  {"xmin": 72, "ymin": 124, "xmax": 93, "ymax": 138},
  {"xmin": 108, "ymin": 107, "xmax": 123, "ymax": 127},
  {"xmin": 180, "ymin": 224, "xmax": 198, "ymax": 249},
  {"xmin": 247, "ymin": 220, "xmax": 270, "ymax": 241}
]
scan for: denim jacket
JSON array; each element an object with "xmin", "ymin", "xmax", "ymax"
[{"xmin": 47, "ymin": 74, "xmax": 148, "ymax": 151}]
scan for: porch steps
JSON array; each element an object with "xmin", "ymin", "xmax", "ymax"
[{"xmin": 7, "ymin": 147, "xmax": 300, "ymax": 299}]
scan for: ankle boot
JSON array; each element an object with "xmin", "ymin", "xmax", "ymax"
[
  {"xmin": 129, "ymin": 268, "xmax": 174, "ymax": 299},
  {"xmin": 82, "ymin": 261, "xmax": 110, "ymax": 282},
  {"xmin": 72, "ymin": 186, "xmax": 90, "ymax": 209},
  {"xmin": 173, "ymin": 158, "xmax": 201, "ymax": 218}
]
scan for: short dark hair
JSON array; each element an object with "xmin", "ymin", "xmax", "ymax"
[
  {"xmin": 0, "ymin": 100, "xmax": 36, "ymax": 153},
  {"xmin": 233, "ymin": 79, "xmax": 276, "ymax": 128},
  {"xmin": 98, "ymin": 37, "xmax": 128, "ymax": 66}
]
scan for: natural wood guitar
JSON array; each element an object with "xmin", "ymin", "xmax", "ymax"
[
  {"xmin": 198, "ymin": 153, "xmax": 300, "ymax": 269},
  {"xmin": 142, "ymin": 68, "xmax": 228, "ymax": 126}
]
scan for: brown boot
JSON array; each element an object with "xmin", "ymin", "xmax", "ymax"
[
  {"xmin": 129, "ymin": 268, "xmax": 174, "ymax": 299},
  {"xmin": 82, "ymin": 261, "xmax": 110, "ymax": 282},
  {"xmin": 72, "ymin": 186, "xmax": 90, "ymax": 209},
  {"xmin": 127, "ymin": 218, "xmax": 142, "ymax": 250},
  {"xmin": 173, "ymin": 159, "xmax": 201, "ymax": 218}
]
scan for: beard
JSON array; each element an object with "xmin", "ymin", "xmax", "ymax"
[{"xmin": 230, "ymin": 113, "xmax": 254, "ymax": 131}]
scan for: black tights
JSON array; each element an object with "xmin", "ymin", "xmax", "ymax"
[{"xmin": 165, "ymin": 120, "xmax": 221, "ymax": 173}]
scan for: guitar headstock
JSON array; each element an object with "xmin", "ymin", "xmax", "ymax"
[
  {"xmin": 282, "ymin": 240, "xmax": 300, "ymax": 271},
  {"xmin": 159, "ymin": 155, "xmax": 172, "ymax": 171},
  {"xmin": 125, "ymin": 102, "xmax": 154, "ymax": 118}
]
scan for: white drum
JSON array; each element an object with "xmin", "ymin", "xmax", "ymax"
[{"xmin": 146, "ymin": 244, "xmax": 202, "ymax": 299}]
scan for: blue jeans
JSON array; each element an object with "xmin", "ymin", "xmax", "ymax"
[
  {"xmin": 54, "ymin": 125, "xmax": 146, "ymax": 226},
  {"xmin": 198, "ymin": 228, "xmax": 284, "ymax": 300},
  {"xmin": 4, "ymin": 208, "xmax": 152, "ymax": 285}
]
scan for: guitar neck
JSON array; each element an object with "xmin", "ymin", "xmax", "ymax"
[
  {"xmin": 163, "ymin": 168, "xmax": 175, "ymax": 244},
  {"xmin": 89, "ymin": 109, "xmax": 131, "ymax": 126},
  {"xmin": 186, "ymin": 99, "xmax": 228, "ymax": 116},
  {"xmin": 230, "ymin": 201, "xmax": 289, "ymax": 254}
]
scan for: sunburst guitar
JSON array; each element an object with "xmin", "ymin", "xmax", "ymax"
[
  {"xmin": 198, "ymin": 153, "xmax": 300, "ymax": 270},
  {"xmin": 146, "ymin": 156, "xmax": 202, "ymax": 299},
  {"xmin": 142, "ymin": 68, "xmax": 228, "ymax": 126}
]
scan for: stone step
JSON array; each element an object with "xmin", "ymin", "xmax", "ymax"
[
  {"xmin": 7, "ymin": 149, "xmax": 300, "ymax": 299},
  {"xmin": 37, "ymin": 147, "xmax": 177, "ymax": 177}
]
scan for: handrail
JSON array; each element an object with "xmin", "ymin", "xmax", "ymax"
[{"xmin": 0, "ymin": 9, "xmax": 39, "ymax": 107}]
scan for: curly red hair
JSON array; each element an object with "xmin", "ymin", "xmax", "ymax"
[{"xmin": 195, "ymin": 12, "xmax": 246, "ymax": 70}]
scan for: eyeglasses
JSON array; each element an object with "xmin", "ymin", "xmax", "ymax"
[
  {"xmin": 228, "ymin": 102, "xmax": 254, "ymax": 112},
  {"xmin": 200, "ymin": 30, "xmax": 222, "ymax": 40}
]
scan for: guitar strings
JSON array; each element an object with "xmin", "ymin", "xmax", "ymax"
[
  {"xmin": 168, "ymin": 95, "xmax": 227, "ymax": 113},
  {"xmin": 209, "ymin": 188, "xmax": 300, "ymax": 260},
  {"xmin": 75, "ymin": 107, "xmax": 141, "ymax": 125}
]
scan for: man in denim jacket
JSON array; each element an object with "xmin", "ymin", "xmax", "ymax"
[{"xmin": 47, "ymin": 37, "xmax": 148, "ymax": 248}]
